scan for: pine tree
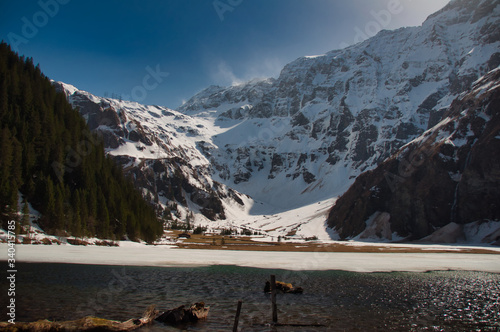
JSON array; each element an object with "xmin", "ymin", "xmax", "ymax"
[
  {"xmin": 41, "ymin": 177, "xmax": 56, "ymax": 230},
  {"xmin": 10, "ymin": 136, "xmax": 23, "ymax": 189},
  {"xmin": 0, "ymin": 74, "xmax": 8, "ymax": 120},
  {"xmin": 97, "ymin": 191, "xmax": 110, "ymax": 238},
  {"xmin": 54, "ymin": 183, "xmax": 66, "ymax": 231},
  {"xmin": 0, "ymin": 128, "xmax": 14, "ymax": 213},
  {"xmin": 21, "ymin": 197, "xmax": 30, "ymax": 238},
  {"xmin": 186, "ymin": 211, "xmax": 194, "ymax": 230},
  {"xmin": 71, "ymin": 191, "xmax": 82, "ymax": 237}
]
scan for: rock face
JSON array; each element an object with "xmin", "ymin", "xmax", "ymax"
[
  {"xmin": 327, "ymin": 68, "xmax": 500, "ymax": 242},
  {"xmin": 53, "ymin": 82, "xmax": 244, "ymax": 222},
  {"xmin": 177, "ymin": 0, "xmax": 500, "ymax": 209}
]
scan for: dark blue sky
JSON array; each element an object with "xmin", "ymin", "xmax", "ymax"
[{"xmin": 1, "ymin": 0, "xmax": 448, "ymax": 108}]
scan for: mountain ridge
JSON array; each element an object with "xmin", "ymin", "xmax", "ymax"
[
  {"xmin": 176, "ymin": 0, "xmax": 499, "ymax": 208},
  {"xmin": 327, "ymin": 67, "xmax": 500, "ymax": 243},
  {"xmin": 55, "ymin": 0, "xmax": 500, "ymax": 242}
]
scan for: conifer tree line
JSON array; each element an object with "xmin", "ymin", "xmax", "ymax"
[{"xmin": 0, "ymin": 42, "xmax": 163, "ymax": 242}]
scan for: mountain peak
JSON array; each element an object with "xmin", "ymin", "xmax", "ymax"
[
  {"xmin": 425, "ymin": 0, "xmax": 499, "ymax": 24},
  {"xmin": 55, "ymin": 1, "xmax": 500, "ymax": 242}
]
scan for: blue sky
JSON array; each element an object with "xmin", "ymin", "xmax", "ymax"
[{"xmin": 1, "ymin": 0, "xmax": 449, "ymax": 108}]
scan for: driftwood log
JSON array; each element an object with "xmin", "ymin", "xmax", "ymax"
[
  {"xmin": 156, "ymin": 302, "xmax": 209, "ymax": 325},
  {"xmin": 0, "ymin": 303, "xmax": 210, "ymax": 331},
  {"xmin": 0, "ymin": 305, "xmax": 158, "ymax": 332},
  {"xmin": 264, "ymin": 280, "xmax": 303, "ymax": 294}
]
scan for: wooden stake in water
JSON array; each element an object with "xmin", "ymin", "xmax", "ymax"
[
  {"xmin": 233, "ymin": 300, "xmax": 243, "ymax": 332},
  {"xmin": 270, "ymin": 275, "xmax": 278, "ymax": 324}
]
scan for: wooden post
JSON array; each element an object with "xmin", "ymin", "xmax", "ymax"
[
  {"xmin": 270, "ymin": 275, "xmax": 278, "ymax": 324},
  {"xmin": 232, "ymin": 300, "xmax": 243, "ymax": 332}
]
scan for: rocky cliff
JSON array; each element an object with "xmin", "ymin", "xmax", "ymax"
[
  {"xmin": 327, "ymin": 68, "xmax": 500, "ymax": 243},
  {"xmin": 54, "ymin": 82, "xmax": 245, "ymax": 222}
]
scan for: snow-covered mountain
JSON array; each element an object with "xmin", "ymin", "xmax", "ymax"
[
  {"xmin": 56, "ymin": 0, "xmax": 500, "ymax": 242},
  {"xmin": 327, "ymin": 67, "xmax": 500, "ymax": 244},
  {"xmin": 54, "ymin": 81, "xmax": 247, "ymax": 224},
  {"xmin": 178, "ymin": 0, "xmax": 499, "ymax": 211}
]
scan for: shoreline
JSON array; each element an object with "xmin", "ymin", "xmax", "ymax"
[
  {"xmin": 1, "ymin": 243, "xmax": 499, "ymax": 273},
  {"xmin": 174, "ymin": 241, "xmax": 500, "ymax": 254}
]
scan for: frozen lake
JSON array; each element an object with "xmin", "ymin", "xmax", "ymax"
[{"xmin": 1, "ymin": 243, "xmax": 499, "ymax": 273}]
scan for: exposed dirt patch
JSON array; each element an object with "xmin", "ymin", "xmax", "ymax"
[{"xmin": 172, "ymin": 232, "xmax": 499, "ymax": 254}]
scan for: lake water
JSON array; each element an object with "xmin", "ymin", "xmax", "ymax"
[{"xmin": 1, "ymin": 263, "xmax": 499, "ymax": 331}]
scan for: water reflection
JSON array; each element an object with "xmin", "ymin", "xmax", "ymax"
[{"xmin": 0, "ymin": 263, "xmax": 499, "ymax": 331}]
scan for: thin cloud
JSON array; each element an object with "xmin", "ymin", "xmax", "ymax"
[
  {"xmin": 211, "ymin": 58, "xmax": 284, "ymax": 87},
  {"xmin": 244, "ymin": 57, "xmax": 284, "ymax": 81},
  {"xmin": 212, "ymin": 61, "xmax": 243, "ymax": 86}
]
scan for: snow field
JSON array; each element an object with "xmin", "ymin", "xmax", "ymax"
[{"xmin": 1, "ymin": 243, "xmax": 499, "ymax": 273}]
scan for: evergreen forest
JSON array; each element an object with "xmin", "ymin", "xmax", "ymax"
[{"xmin": 0, "ymin": 42, "xmax": 163, "ymax": 242}]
